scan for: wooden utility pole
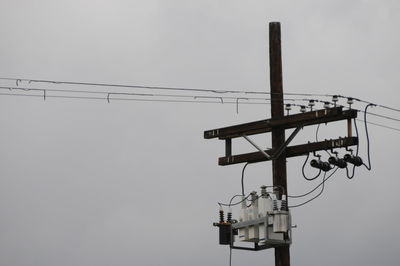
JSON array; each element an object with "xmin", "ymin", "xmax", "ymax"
[
  {"xmin": 204, "ymin": 21, "xmax": 358, "ymax": 265},
  {"xmin": 269, "ymin": 21, "xmax": 290, "ymax": 266}
]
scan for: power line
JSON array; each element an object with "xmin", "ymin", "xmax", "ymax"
[
  {"xmin": 356, "ymin": 119, "xmax": 400, "ymax": 132},
  {"xmin": 1, "ymin": 92, "xmax": 400, "ymax": 133},
  {"xmin": 0, "ymin": 92, "xmax": 273, "ymax": 105},
  {"xmin": 358, "ymin": 110, "xmax": 400, "ymax": 123},
  {"xmin": 2, "ymin": 77, "xmax": 400, "ymax": 114},
  {"xmin": 0, "ymin": 77, "xmax": 268, "ymax": 95}
]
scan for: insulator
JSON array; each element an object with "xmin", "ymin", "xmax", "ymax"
[
  {"xmin": 273, "ymin": 200, "xmax": 278, "ymax": 211},
  {"xmin": 347, "ymin": 97, "xmax": 354, "ymax": 109},
  {"xmin": 347, "ymin": 97, "xmax": 354, "ymax": 105},
  {"xmin": 281, "ymin": 197, "xmax": 287, "ymax": 211},
  {"xmin": 227, "ymin": 212, "xmax": 232, "ymax": 223},
  {"xmin": 300, "ymin": 105, "xmax": 307, "ymax": 113},
  {"xmin": 332, "ymin": 95, "xmax": 339, "ymax": 105},
  {"xmin": 310, "ymin": 159, "xmax": 332, "ymax": 172},
  {"xmin": 260, "ymin": 185, "xmax": 267, "ymax": 197},
  {"xmin": 328, "ymin": 156, "xmax": 347, "ymax": 168},
  {"xmin": 324, "ymin": 102, "xmax": 331, "ymax": 109},
  {"xmin": 308, "ymin": 100, "xmax": 315, "ymax": 110},
  {"xmin": 219, "ymin": 208, "xmax": 225, "ymax": 223},
  {"xmin": 344, "ymin": 154, "xmax": 363, "ymax": 167},
  {"xmin": 285, "ymin": 104, "xmax": 291, "ymax": 115}
]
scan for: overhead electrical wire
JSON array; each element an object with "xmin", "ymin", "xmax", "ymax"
[
  {"xmin": 289, "ymin": 167, "xmax": 339, "ymax": 208},
  {"xmin": 359, "ymin": 110, "xmax": 400, "ymax": 123},
  {"xmin": 346, "ymin": 118, "xmax": 359, "ymax": 179},
  {"xmin": 2, "ymin": 76, "xmax": 400, "ymax": 114},
  {"xmin": 241, "ymin": 163, "xmax": 249, "ymax": 196},
  {"xmin": 289, "ymin": 167, "xmax": 337, "ymax": 199},
  {"xmin": 363, "ymin": 104, "xmax": 374, "ymax": 170},
  {"xmin": 301, "ymin": 152, "xmax": 321, "ymax": 181},
  {"xmin": 218, "ymin": 193, "xmax": 252, "ymax": 207},
  {"xmin": 2, "ymin": 77, "xmax": 400, "ymax": 114},
  {"xmin": 356, "ymin": 119, "xmax": 400, "ymax": 132},
  {"xmin": 1, "ymin": 78, "xmax": 400, "ymax": 133},
  {"xmin": 0, "ymin": 92, "xmax": 272, "ymax": 105}
]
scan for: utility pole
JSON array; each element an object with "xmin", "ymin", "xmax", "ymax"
[
  {"xmin": 204, "ymin": 21, "xmax": 359, "ymax": 266},
  {"xmin": 269, "ymin": 22, "xmax": 290, "ymax": 266}
]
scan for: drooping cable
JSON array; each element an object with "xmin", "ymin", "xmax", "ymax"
[
  {"xmin": 218, "ymin": 193, "xmax": 251, "ymax": 207},
  {"xmin": 289, "ymin": 167, "xmax": 338, "ymax": 208},
  {"xmin": 363, "ymin": 104, "xmax": 375, "ymax": 170},
  {"xmin": 346, "ymin": 118, "xmax": 359, "ymax": 179},
  {"xmin": 241, "ymin": 163, "xmax": 249, "ymax": 196},
  {"xmin": 289, "ymin": 169, "xmax": 334, "ymax": 199},
  {"xmin": 356, "ymin": 119, "xmax": 400, "ymax": 132},
  {"xmin": 302, "ymin": 152, "xmax": 321, "ymax": 181}
]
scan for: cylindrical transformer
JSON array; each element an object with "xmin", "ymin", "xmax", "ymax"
[
  {"xmin": 273, "ymin": 211, "xmax": 289, "ymax": 233},
  {"xmin": 344, "ymin": 154, "xmax": 363, "ymax": 166},
  {"xmin": 328, "ymin": 156, "xmax": 347, "ymax": 168}
]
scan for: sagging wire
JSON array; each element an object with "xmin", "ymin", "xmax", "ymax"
[
  {"xmin": 335, "ymin": 94, "xmax": 400, "ymax": 114},
  {"xmin": 302, "ymin": 152, "xmax": 321, "ymax": 181},
  {"xmin": 241, "ymin": 163, "xmax": 249, "ymax": 196},
  {"xmin": 218, "ymin": 193, "xmax": 252, "ymax": 207},
  {"xmin": 346, "ymin": 118, "xmax": 359, "ymax": 179},
  {"xmin": 289, "ymin": 166, "xmax": 339, "ymax": 198},
  {"xmin": 289, "ymin": 167, "xmax": 338, "ymax": 208},
  {"xmin": 363, "ymin": 103, "xmax": 375, "ymax": 170}
]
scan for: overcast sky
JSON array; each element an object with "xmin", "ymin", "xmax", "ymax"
[{"xmin": 0, "ymin": 1, "xmax": 399, "ymax": 266}]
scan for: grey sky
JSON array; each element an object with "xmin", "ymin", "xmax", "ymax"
[{"xmin": 0, "ymin": 1, "xmax": 399, "ymax": 265}]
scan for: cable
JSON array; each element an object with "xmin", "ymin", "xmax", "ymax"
[
  {"xmin": 2, "ymin": 83, "xmax": 400, "ymax": 133},
  {"xmin": 0, "ymin": 86, "xmax": 275, "ymax": 102},
  {"xmin": 0, "ymin": 92, "xmax": 273, "ymax": 105},
  {"xmin": 336, "ymin": 94, "xmax": 400, "ymax": 114},
  {"xmin": 302, "ymin": 152, "xmax": 321, "ymax": 181},
  {"xmin": 241, "ymin": 163, "xmax": 249, "ymax": 196},
  {"xmin": 363, "ymin": 104, "xmax": 374, "ymax": 170},
  {"xmin": 288, "ymin": 167, "xmax": 338, "ymax": 198},
  {"xmin": 315, "ymin": 124, "xmax": 320, "ymax": 141},
  {"xmin": 218, "ymin": 194, "xmax": 251, "ymax": 207},
  {"xmin": 3, "ymin": 77, "xmax": 400, "ymax": 113},
  {"xmin": 345, "ymin": 119, "xmax": 359, "ymax": 179},
  {"xmin": 0, "ymin": 86, "xmax": 310, "ymax": 106},
  {"xmin": 0, "ymin": 76, "xmax": 388, "ymax": 100},
  {"xmin": 289, "ymin": 167, "xmax": 338, "ymax": 208},
  {"xmin": 359, "ymin": 110, "xmax": 400, "ymax": 123},
  {"xmin": 356, "ymin": 119, "xmax": 400, "ymax": 132}
]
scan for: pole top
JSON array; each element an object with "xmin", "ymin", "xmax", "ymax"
[{"xmin": 269, "ymin": 21, "xmax": 281, "ymax": 26}]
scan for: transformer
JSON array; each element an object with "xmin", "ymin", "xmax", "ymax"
[{"xmin": 214, "ymin": 186, "xmax": 292, "ymax": 251}]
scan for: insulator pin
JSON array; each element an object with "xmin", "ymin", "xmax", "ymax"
[
  {"xmin": 332, "ymin": 95, "xmax": 339, "ymax": 106},
  {"xmin": 308, "ymin": 100, "xmax": 315, "ymax": 111},
  {"xmin": 285, "ymin": 104, "xmax": 291, "ymax": 115}
]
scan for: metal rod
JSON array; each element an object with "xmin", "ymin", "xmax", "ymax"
[{"xmin": 242, "ymin": 134, "xmax": 271, "ymax": 159}]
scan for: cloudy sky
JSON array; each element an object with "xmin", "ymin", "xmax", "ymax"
[{"xmin": 0, "ymin": 1, "xmax": 399, "ymax": 265}]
